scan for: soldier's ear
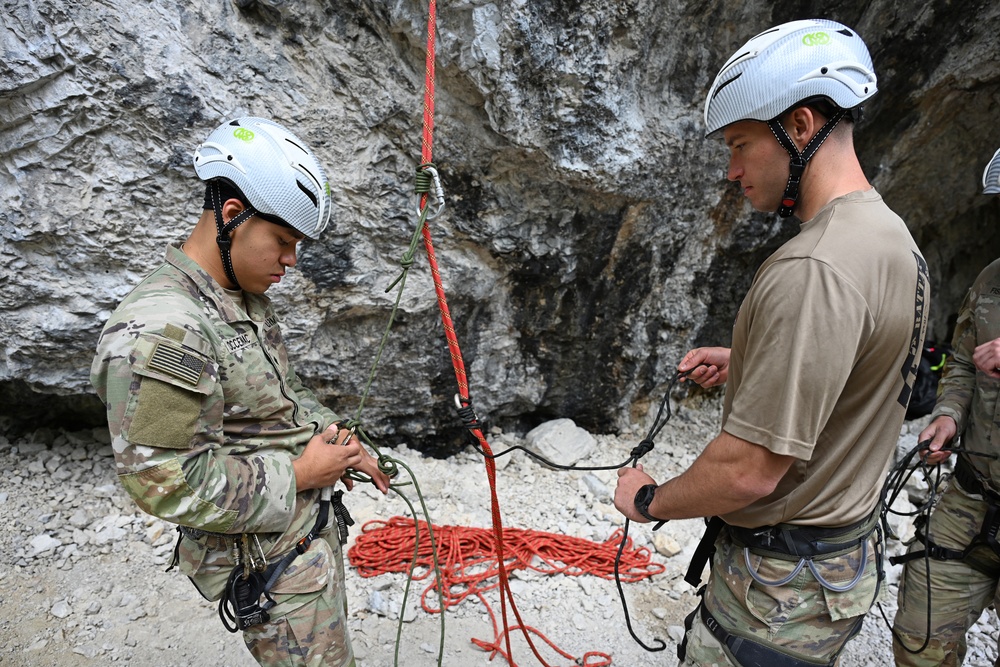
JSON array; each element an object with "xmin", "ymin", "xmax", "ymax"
[{"xmin": 221, "ymin": 198, "xmax": 246, "ymax": 224}]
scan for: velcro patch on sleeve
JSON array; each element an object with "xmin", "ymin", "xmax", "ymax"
[
  {"xmin": 148, "ymin": 341, "xmax": 206, "ymax": 386},
  {"xmin": 130, "ymin": 378, "xmax": 203, "ymax": 450}
]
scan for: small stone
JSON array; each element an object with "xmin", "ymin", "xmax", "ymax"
[
  {"xmin": 30, "ymin": 534, "xmax": 62, "ymax": 557},
  {"xmin": 653, "ymin": 533, "xmax": 682, "ymax": 558},
  {"xmin": 51, "ymin": 600, "xmax": 72, "ymax": 618}
]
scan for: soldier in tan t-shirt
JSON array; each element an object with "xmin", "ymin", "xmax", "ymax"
[{"xmin": 613, "ymin": 20, "xmax": 929, "ymax": 667}]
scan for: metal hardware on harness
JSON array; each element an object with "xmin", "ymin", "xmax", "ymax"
[
  {"xmin": 240, "ymin": 533, "xmax": 268, "ymax": 577},
  {"xmin": 219, "ymin": 497, "xmax": 333, "ymax": 633},
  {"xmin": 686, "ymin": 512, "xmax": 879, "ymax": 592},
  {"xmin": 221, "ymin": 566, "xmax": 275, "ymax": 632}
]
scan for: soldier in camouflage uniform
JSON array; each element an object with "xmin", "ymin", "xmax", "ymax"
[
  {"xmin": 91, "ymin": 117, "xmax": 390, "ymax": 667},
  {"xmin": 615, "ymin": 20, "xmax": 929, "ymax": 667},
  {"xmin": 893, "ymin": 147, "xmax": 1000, "ymax": 666}
]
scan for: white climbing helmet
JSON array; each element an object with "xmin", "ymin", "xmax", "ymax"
[
  {"xmin": 193, "ymin": 117, "xmax": 332, "ymax": 239},
  {"xmin": 704, "ymin": 19, "xmax": 878, "ymax": 136},
  {"xmin": 983, "ymin": 147, "xmax": 1000, "ymax": 195}
]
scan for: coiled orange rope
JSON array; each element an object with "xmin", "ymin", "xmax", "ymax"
[{"xmin": 349, "ymin": 518, "xmax": 665, "ymax": 666}]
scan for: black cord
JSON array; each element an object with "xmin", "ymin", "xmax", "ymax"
[
  {"xmin": 611, "ymin": 370, "xmax": 692, "ymax": 652},
  {"xmin": 877, "ymin": 440, "xmax": 999, "ymax": 654},
  {"xmin": 459, "ymin": 366, "xmax": 695, "ymax": 652},
  {"xmin": 464, "ymin": 370, "xmax": 691, "ymax": 472},
  {"xmin": 614, "ymin": 516, "xmax": 666, "ymax": 653}
]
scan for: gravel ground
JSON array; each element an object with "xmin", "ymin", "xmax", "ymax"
[{"xmin": 0, "ymin": 409, "xmax": 997, "ymax": 667}]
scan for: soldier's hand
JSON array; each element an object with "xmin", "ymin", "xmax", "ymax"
[
  {"xmin": 678, "ymin": 347, "xmax": 731, "ymax": 388},
  {"xmin": 293, "ymin": 425, "xmax": 365, "ymax": 491},
  {"xmin": 614, "ymin": 464, "xmax": 658, "ymax": 522},
  {"xmin": 349, "ymin": 446, "xmax": 391, "ymax": 495},
  {"xmin": 973, "ymin": 337, "xmax": 1000, "ymax": 379},
  {"xmin": 918, "ymin": 415, "xmax": 958, "ymax": 465}
]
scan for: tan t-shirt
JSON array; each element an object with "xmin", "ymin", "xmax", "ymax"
[{"xmin": 721, "ymin": 189, "xmax": 929, "ymax": 528}]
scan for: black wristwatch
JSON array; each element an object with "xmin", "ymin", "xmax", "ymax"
[{"xmin": 633, "ymin": 483, "xmax": 663, "ymax": 522}]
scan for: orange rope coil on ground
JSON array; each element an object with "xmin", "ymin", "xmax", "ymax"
[{"xmin": 348, "ymin": 517, "xmax": 665, "ymax": 666}]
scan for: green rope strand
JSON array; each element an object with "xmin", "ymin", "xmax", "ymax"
[
  {"xmin": 389, "ymin": 460, "xmax": 447, "ymax": 667},
  {"xmin": 334, "ymin": 163, "xmax": 447, "ymax": 667},
  {"xmin": 351, "ymin": 202, "xmax": 430, "ymax": 425}
]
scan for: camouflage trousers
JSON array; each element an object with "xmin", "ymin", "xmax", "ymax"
[
  {"xmin": 243, "ymin": 532, "xmax": 356, "ymax": 667},
  {"xmin": 682, "ymin": 529, "xmax": 878, "ymax": 666},
  {"xmin": 893, "ymin": 479, "xmax": 1000, "ymax": 667}
]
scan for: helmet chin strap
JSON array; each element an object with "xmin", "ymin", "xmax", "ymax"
[
  {"xmin": 767, "ymin": 108, "xmax": 847, "ymax": 218},
  {"xmin": 209, "ymin": 181, "xmax": 257, "ymax": 289}
]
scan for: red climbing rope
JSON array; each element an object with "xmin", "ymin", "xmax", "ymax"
[
  {"xmin": 411, "ymin": 3, "xmax": 634, "ymax": 665},
  {"xmin": 349, "ymin": 518, "xmax": 666, "ymax": 666}
]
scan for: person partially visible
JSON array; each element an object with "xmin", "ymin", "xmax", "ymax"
[
  {"xmin": 91, "ymin": 116, "xmax": 390, "ymax": 667},
  {"xmin": 613, "ymin": 19, "xmax": 930, "ymax": 667},
  {"xmin": 892, "ymin": 146, "xmax": 1000, "ymax": 666}
]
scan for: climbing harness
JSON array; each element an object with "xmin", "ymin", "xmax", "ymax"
[
  {"xmin": 679, "ymin": 596, "xmax": 865, "ymax": 667},
  {"xmin": 677, "ymin": 490, "xmax": 882, "ymax": 664},
  {"xmin": 891, "ymin": 454, "xmax": 1000, "ymax": 566},
  {"xmin": 212, "ymin": 489, "xmax": 353, "ymax": 632}
]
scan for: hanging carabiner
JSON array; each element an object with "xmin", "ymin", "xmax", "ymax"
[{"xmin": 415, "ymin": 164, "xmax": 445, "ymax": 220}]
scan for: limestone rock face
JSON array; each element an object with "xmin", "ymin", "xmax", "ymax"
[{"xmin": 2, "ymin": 0, "xmax": 999, "ymax": 454}]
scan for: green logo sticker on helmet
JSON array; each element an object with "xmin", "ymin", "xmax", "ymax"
[
  {"xmin": 802, "ymin": 32, "xmax": 831, "ymax": 47},
  {"xmin": 233, "ymin": 128, "xmax": 255, "ymax": 142}
]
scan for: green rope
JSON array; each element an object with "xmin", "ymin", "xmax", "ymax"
[
  {"xmin": 333, "ymin": 163, "xmax": 447, "ymax": 667},
  {"xmin": 389, "ymin": 459, "xmax": 447, "ymax": 666}
]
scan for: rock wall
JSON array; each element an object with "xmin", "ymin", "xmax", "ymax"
[{"xmin": 2, "ymin": 0, "xmax": 999, "ymax": 453}]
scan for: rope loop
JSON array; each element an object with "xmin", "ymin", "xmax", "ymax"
[{"xmin": 378, "ymin": 455, "xmax": 400, "ymax": 477}]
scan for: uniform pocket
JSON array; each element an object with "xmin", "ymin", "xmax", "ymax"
[
  {"xmin": 740, "ymin": 550, "xmax": 809, "ymax": 629},
  {"xmin": 816, "ymin": 540, "xmax": 878, "ymax": 621},
  {"xmin": 269, "ymin": 536, "xmax": 332, "ymax": 596}
]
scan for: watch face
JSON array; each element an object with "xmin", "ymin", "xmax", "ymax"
[{"xmin": 636, "ymin": 484, "xmax": 656, "ymax": 517}]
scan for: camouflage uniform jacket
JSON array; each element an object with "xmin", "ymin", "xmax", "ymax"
[
  {"xmin": 90, "ymin": 244, "xmax": 337, "ymax": 600},
  {"xmin": 932, "ymin": 258, "xmax": 1000, "ymax": 485}
]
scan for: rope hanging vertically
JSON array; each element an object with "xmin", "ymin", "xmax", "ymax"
[{"xmin": 412, "ymin": 3, "xmax": 600, "ymax": 665}]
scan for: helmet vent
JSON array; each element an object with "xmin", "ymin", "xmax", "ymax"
[
  {"xmin": 297, "ymin": 180, "xmax": 318, "ymax": 207},
  {"xmin": 712, "ymin": 71, "xmax": 743, "ymax": 101},
  {"xmin": 837, "ymin": 29, "xmax": 853, "ymax": 37},
  {"xmin": 284, "ymin": 137, "xmax": 307, "ymax": 154}
]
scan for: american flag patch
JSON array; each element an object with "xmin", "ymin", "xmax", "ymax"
[{"xmin": 148, "ymin": 342, "xmax": 206, "ymax": 386}]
